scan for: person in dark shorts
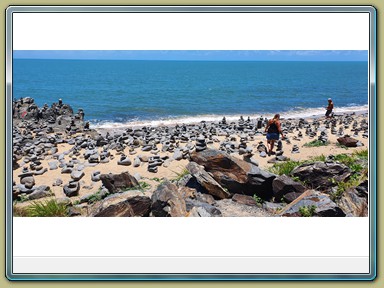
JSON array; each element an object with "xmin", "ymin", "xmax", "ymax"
[
  {"xmin": 265, "ymin": 114, "xmax": 285, "ymax": 156},
  {"xmin": 325, "ymin": 98, "xmax": 334, "ymax": 118}
]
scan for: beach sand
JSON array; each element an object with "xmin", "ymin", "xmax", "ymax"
[{"xmin": 12, "ymin": 113, "xmax": 369, "ymax": 207}]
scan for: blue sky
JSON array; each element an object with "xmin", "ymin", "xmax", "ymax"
[{"xmin": 13, "ymin": 50, "xmax": 368, "ymax": 61}]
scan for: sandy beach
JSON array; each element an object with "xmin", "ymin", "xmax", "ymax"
[{"xmin": 12, "ymin": 110, "xmax": 369, "ymax": 213}]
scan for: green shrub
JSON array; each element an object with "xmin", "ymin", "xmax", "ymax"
[
  {"xmin": 25, "ymin": 199, "xmax": 68, "ymax": 217},
  {"xmin": 299, "ymin": 205, "xmax": 316, "ymax": 217}
]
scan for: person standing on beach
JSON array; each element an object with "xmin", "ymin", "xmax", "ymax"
[
  {"xmin": 325, "ymin": 98, "xmax": 334, "ymax": 118},
  {"xmin": 265, "ymin": 114, "xmax": 285, "ymax": 156}
]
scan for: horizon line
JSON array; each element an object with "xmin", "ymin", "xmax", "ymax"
[{"xmin": 13, "ymin": 58, "xmax": 368, "ymax": 62}]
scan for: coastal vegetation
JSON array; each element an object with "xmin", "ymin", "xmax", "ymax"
[{"xmin": 14, "ymin": 199, "xmax": 69, "ymax": 217}]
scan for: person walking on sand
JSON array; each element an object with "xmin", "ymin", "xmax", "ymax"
[
  {"xmin": 265, "ymin": 114, "xmax": 285, "ymax": 156},
  {"xmin": 325, "ymin": 98, "xmax": 334, "ymax": 118}
]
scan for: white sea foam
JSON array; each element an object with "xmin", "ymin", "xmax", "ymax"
[{"xmin": 92, "ymin": 104, "xmax": 368, "ymax": 131}]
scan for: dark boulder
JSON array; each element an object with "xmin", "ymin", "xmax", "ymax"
[
  {"xmin": 191, "ymin": 149, "xmax": 276, "ymax": 200},
  {"xmin": 337, "ymin": 135, "xmax": 359, "ymax": 147},
  {"xmin": 100, "ymin": 172, "xmax": 139, "ymax": 193},
  {"xmin": 272, "ymin": 175, "xmax": 306, "ymax": 202},
  {"xmin": 92, "ymin": 196, "xmax": 151, "ymax": 217},
  {"xmin": 291, "ymin": 162, "xmax": 351, "ymax": 190},
  {"xmin": 186, "ymin": 161, "xmax": 231, "ymax": 199}
]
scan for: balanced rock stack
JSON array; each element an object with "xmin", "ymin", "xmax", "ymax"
[
  {"xmin": 148, "ymin": 155, "xmax": 163, "ymax": 173},
  {"xmin": 195, "ymin": 135, "xmax": 207, "ymax": 152},
  {"xmin": 291, "ymin": 144, "xmax": 300, "ymax": 154},
  {"xmin": 318, "ymin": 131, "xmax": 328, "ymax": 144}
]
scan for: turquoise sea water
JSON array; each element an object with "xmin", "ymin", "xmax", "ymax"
[{"xmin": 13, "ymin": 59, "xmax": 368, "ymax": 128}]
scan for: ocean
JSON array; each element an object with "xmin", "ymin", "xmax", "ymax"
[{"xmin": 12, "ymin": 59, "xmax": 368, "ymax": 128}]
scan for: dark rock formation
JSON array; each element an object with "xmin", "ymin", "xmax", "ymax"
[
  {"xmin": 337, "ymin": 135, "xmax": 359, "ymax": 147},
  {"xmin": 272, "ymin": 175, "xmax": 306, "ymax": 202},
  {"xmin": 100, "ymin": 171, "xmax": 139, "ymax": 193},
  {"xmin": 291, "ymin": 162, "xmax": 351, "ymax": 190},
  {"xmin": 191, "ymin": 149, "xmax": 276, "ymax": 200},
  {"xmin": 92, "ymin": 196, "xmax": 151, "ymax": 217},
  {"xmin": 186, "ymin": 161, "xmax": 231, "ymax": 199}
]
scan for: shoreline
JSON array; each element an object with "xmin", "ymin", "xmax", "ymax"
[{"xmin": 91, "ymin": 105, "xmax": 369, "ymax": 135}]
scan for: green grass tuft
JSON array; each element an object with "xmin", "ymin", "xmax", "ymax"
[
  {"xmin": 333, "ymin": 154, "xmax": 356, "ymax": 167},
  {"xmin": 353, "ymin": 149, "xmax": 368, "ymax": 160},
  {"xmin": 303, "ymin": 140, "xmax": 329, "ymax": 147},
  {"xmin": 24, "ymin": 199, "xmax": 69, "ymax": 217},
  {"xmin": 309, "ymin": 154, "xmax": 326, "ymax": 162},
  {"xmin": 336, "ymin": 143, "xmax": 349, "ymax": 150},
  {"xmin": 268, "ymin": 160, "xmax": 303, "ymax": 176},
  {"xmin": 172, "ymin": 167, "xmax": 191, "ymax": 182}
]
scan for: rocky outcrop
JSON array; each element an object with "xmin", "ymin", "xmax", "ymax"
[
  {"xmin": 92, "ymin": 196, "xmax": 151, "ymax": 217},
  {"xmin": 100, "ymin": 171, "xmax": 139, "ymax": 193},
  {"xmin": 291, "ymin": 162, "xmax": 351, "ymax": 190},
  {"xmin": 186, "ymin": 161, "xmax": 231, "ymax": 199},
  {"xmin": 272, "ymin": 175, "xmax": 306, "ymax": 202},
  {"xmin": 190, "ymin": 149, "xmax": 276, "ymax": 200}
]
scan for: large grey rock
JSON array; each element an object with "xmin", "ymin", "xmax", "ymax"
[
  {"xmin": 185, "ymin": 199, "xmax": 222, "ymax": 217},
  {"xmin": 291, "ymin": 162, "xmax": 351, "ymax": 190},
  {"xmin": 70, "ymin": 170, "xmax": 85, "ymax": 181},
  {"xmin": 186, "ymin": 162, "xmax": 231, "ymax": 199},
  {"xmin": 100, "ymin": 172, "xmax": 139, "ymax": 193},
  {"xmin": 151, "ymin": 181, "xmax": 187, "ymax": 217},
  {"xmin": 279, "ymin": 190, "xmax": 345, "ymax": 217}
]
